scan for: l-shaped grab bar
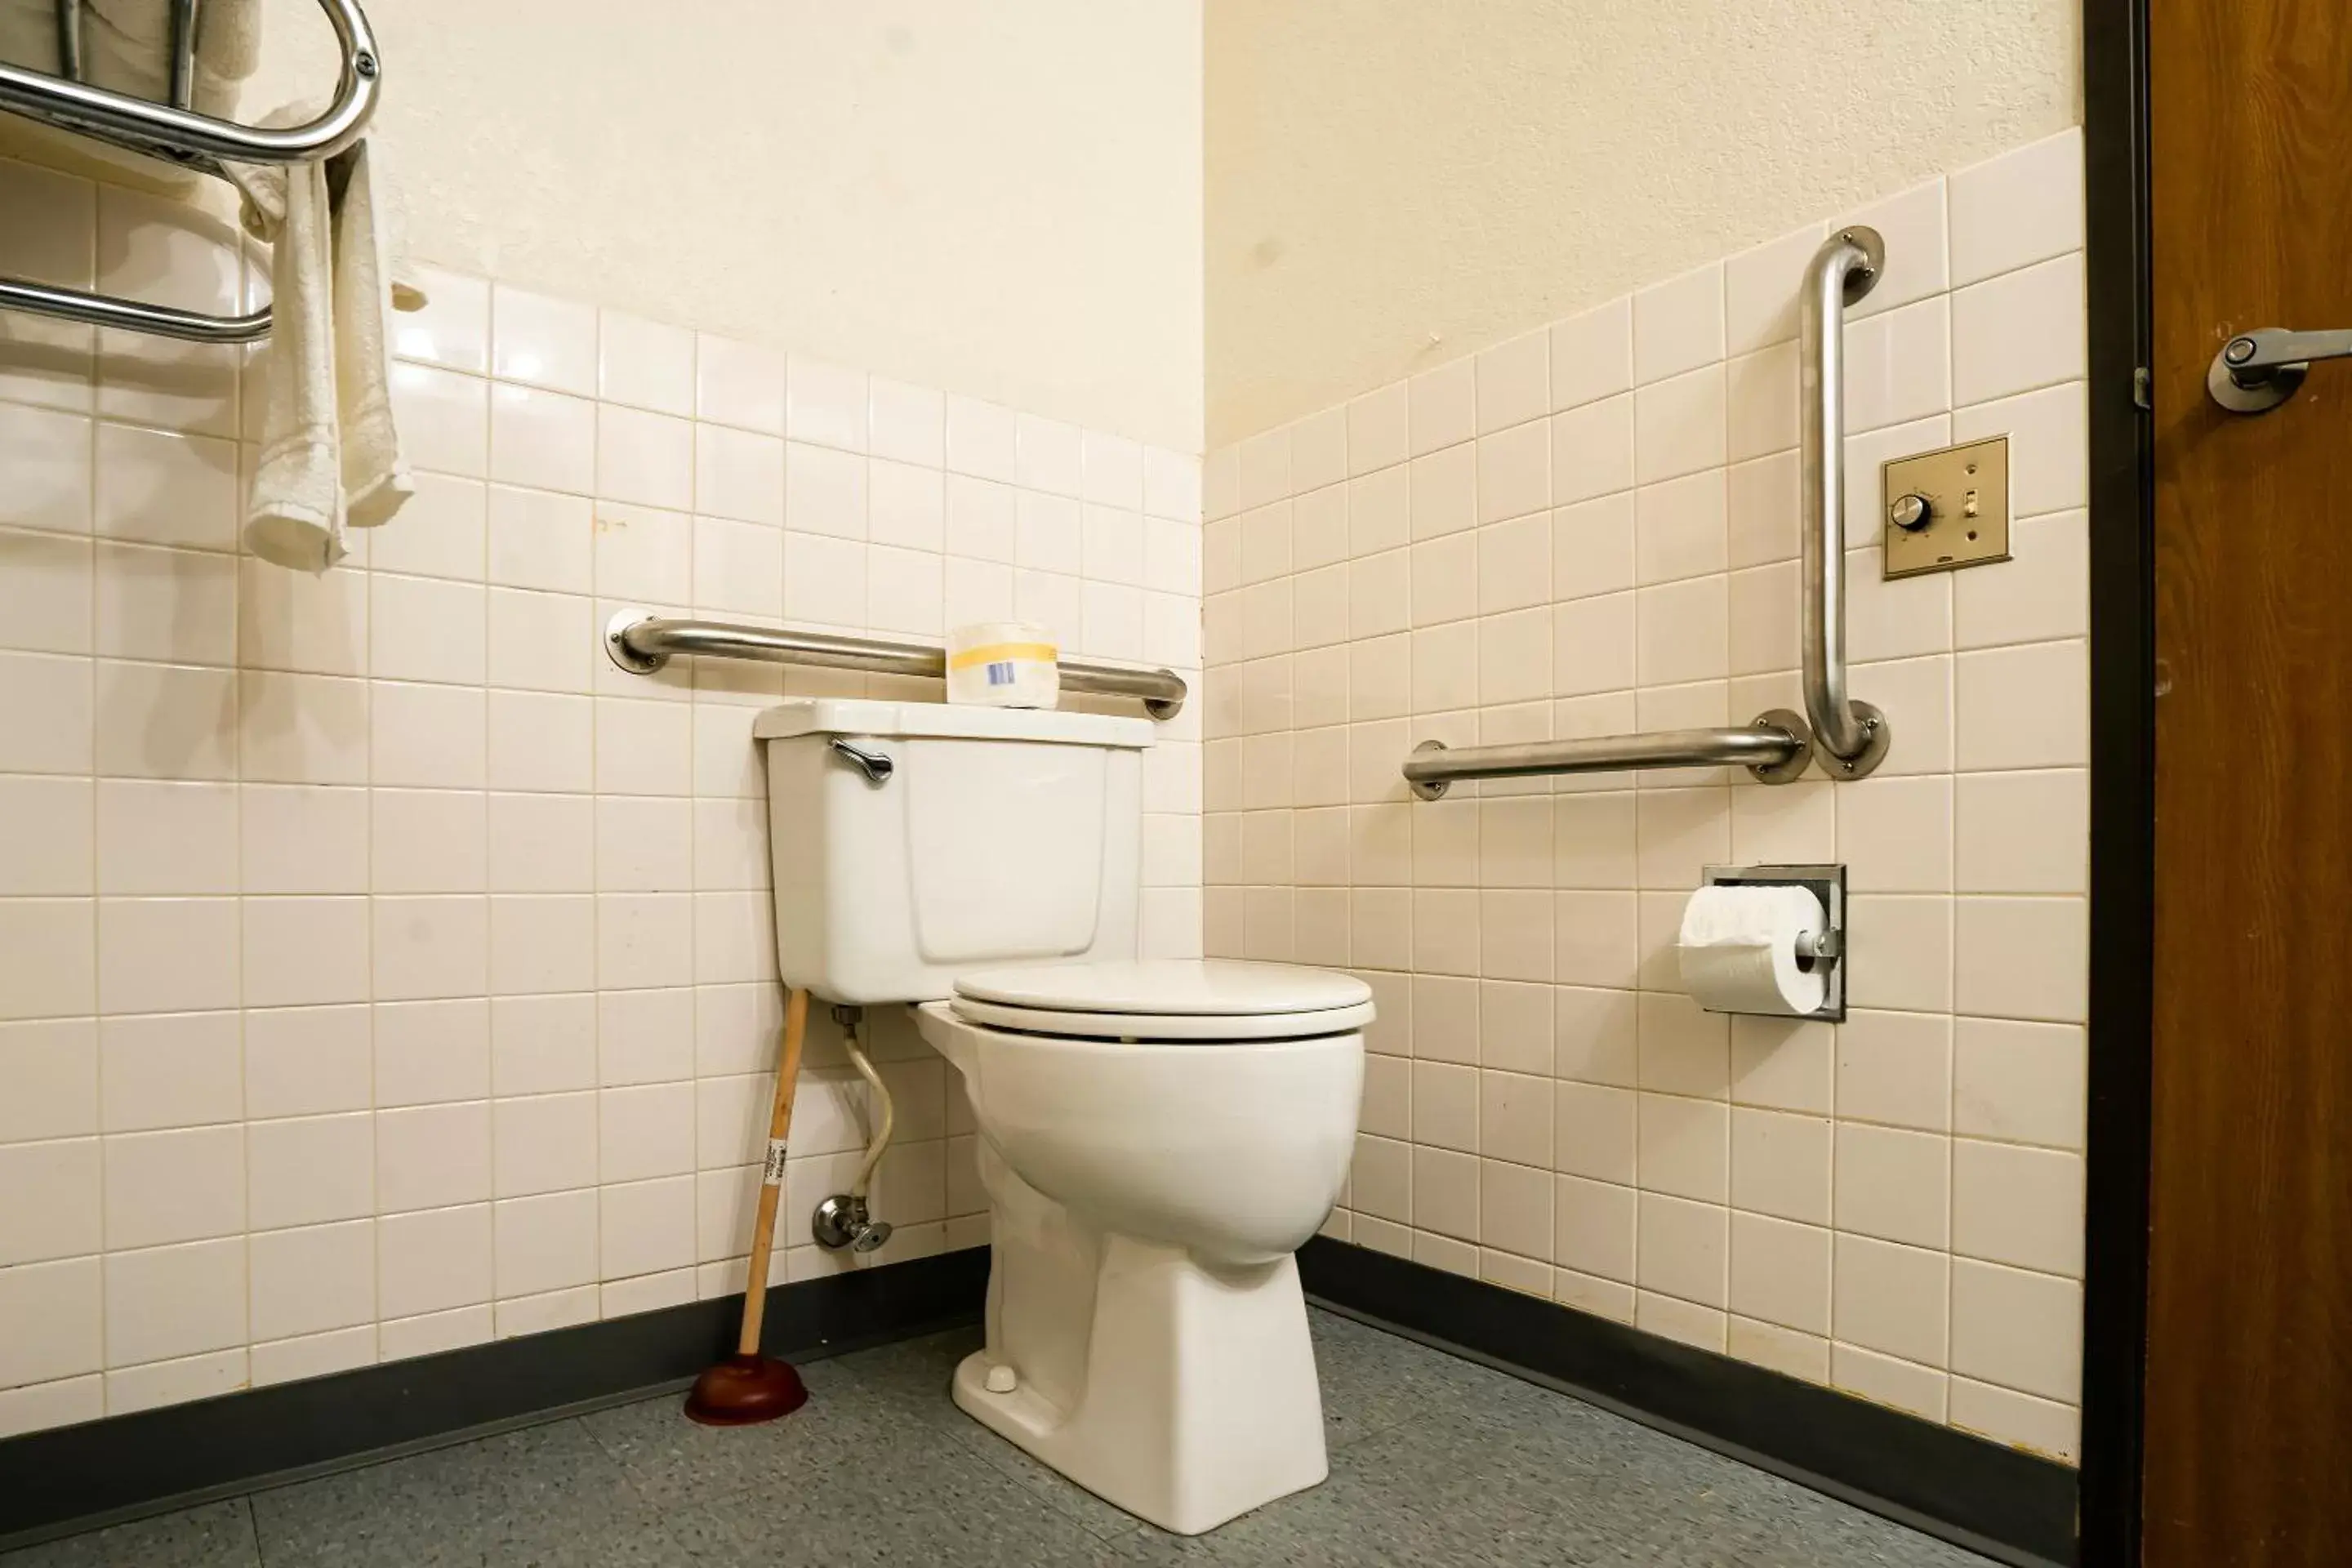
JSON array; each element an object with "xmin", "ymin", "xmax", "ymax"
[
  {"xmin": 1403, "ymin": 226, "xmax": 1892, "ymax": 797},
  {"xmin": 1798, "ymin": 226, "xmax": 1893, "ymax": 777}
]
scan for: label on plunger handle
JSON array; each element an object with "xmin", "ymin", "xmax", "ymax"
[{"xmin": 761, "ymin": 1138, "xmax": 789, "ymax": 1186}]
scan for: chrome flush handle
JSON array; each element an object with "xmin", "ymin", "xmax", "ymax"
[
  {"xmin": 2207, "ymin": 327, "xmax": 2352, "ymax": 414},
  {"xmin": 827, "ymin": 739, "xmax": 893, "ymax": 785}
]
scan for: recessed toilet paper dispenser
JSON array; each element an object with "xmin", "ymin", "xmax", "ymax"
[{"xmin": 1682, "ymin": 864, "xmax": 1847, "ymax": 1023}]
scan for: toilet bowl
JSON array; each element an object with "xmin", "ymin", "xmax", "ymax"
[{"xmin": 915, "ymin": 959, "xmax": 1368, "ymax": 1535}]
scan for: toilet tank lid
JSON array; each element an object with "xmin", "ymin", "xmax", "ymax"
[
  {"xmin": 955, "ymin": 960, "xmax": 1372, "ymax": 1018},
  {"xmin": 751, "ymin": 697, "xmax": 1152, "ymax": 748}
]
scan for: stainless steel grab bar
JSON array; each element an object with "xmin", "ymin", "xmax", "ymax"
[
  {"xmin": 0, "ymin": 0, "xmax": 381, "ymax": 344},
  {"xmin": 1401, "ymin": 227, "xmax": 1894, "ymax": 796},
  {"xmin": 1798, "ymin": 226, "xmax": 1892, "ymax": 777},
  {"xmin": 602, "ymin": 611, "xmax": 1188, "ymax": 720},
  {"xmin": 1404, "ymin": 712, "xmax": 1814, "ymax": 800}
]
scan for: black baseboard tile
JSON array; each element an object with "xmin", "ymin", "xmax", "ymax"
[
  {"xmin": 0, "ymin": 1245, "xmax": 991, "ymax": 1549},
  {"xmin": 1298, "ymin": 1237, "xmax": 2076, "ymax": 1568}
]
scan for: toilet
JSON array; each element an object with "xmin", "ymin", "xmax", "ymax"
[{"xmin": 752, "ymin": 697, "xmax": 1368, "ymax": 1535}]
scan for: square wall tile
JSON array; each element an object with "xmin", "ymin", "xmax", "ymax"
[
  {"xmin": 1952, "ymin": 1138, "xmax": 2085, "ymax": 1277},
  {"xmin": 99, "ymin": 1011, "xmax": 240, "ymax": 1133},
  {"xmin": 1949, "ymin": 1258, "xmax": 2080, "ymax": 1403},
  {"xmin": 1729, "ymin": 1107, "xmax": 1830, "ymax": 1225},
  {"xmin": 394, "ymin": 269, "xmax": 489, "ymax": 374},
  {"xmin": 1953, "ymin": 1018, "xmax": 2085, "ymax": 1150},
  {"xmin": 1346, "ymin": 384, "xmax": 1410, "ymax": 475},
  {"xmin": 491, "ymin": 285, "xmax": 597, "ymax": 397},
  {"xmin": 1550, "ymin": 396, "xmax": 1635, "ymax": 506},
  {"xmin": 105, "ymin": 1125, "xmax": 243, "ymax": 1249},
  {"xmin": 1832, "ymin": 1233, "xmax": 1947, "ymax": 1366},
  {"xmin": 695, "ymin": 336, "xmax": 786, "ymax": 434},
  {"xmin": 1833, "ymin": 1123, "xmax": 1949, "ymax": 1248},
  {"xmin": 1633, "ymin": 262, "xmax": 1725, "ymax": 385},
  {"xmin": 1842, "ymin": 895, "xmax": 1952, "ymax": 1013},
  {"xmin": 103, "ymin": 1236, "xmax": 246, "ymax": 1368},
  {"xmin": 1951, "ymin": 253, "xmax": 2085, "ymax": 406},
  {"xmin": 1476, "ymin": 331, "xmax": 1550, "ymax": 434},
  {"xmin": 1832, "ymin": 1343, "xmax": 1946, "ymax": 1423},
  {"xmin": 1955, "ymin": 897, "xmax": 2087, "ymax": 1023},
  {"xmin": 1834, "ymin": 1009, "xmax": 1951, "ymax": 1133},
  {"xmin": 1633, "ymin": 365, "xmax": 1726, "ymax": 484},
  {"xmin": 1637, "ymin": 1094, "xmax": 1727, "ymax": 1202},
  {"xmin": 1953, "ymin": 385, "xmax": 2087, "ymax": 523},
  {"xmin": 247, "ymin": 1116, "xmax": 374, "ymax": 1231},
  {"xmin": 1725, "ymin": 222, "xmax": 1826, "ymax": 356},
  {"xmin": 597, "ymin": 310, "xmax": 694, "ymax": 416},
  {"xmin": 1837, "ymin": 177, "xmax": 1948, "ymax": 318},
  {"xmin": 0, "ymin": 1139, "xmax": 99, "ymax": 1266},
  {"xmin": 1729, "ymin": 1212, "xmax": 1830, "ymax": 1335},
  {"xmin": 1550, "ymin": 298, "xmax": 1633, "ymax": 412},
  {"xmin": 97, "ymin": 898, "xmax": 238, "ymax": 1015},
  {"xmin": 870, "ymin": 378, "xmax": 946, "ymax": 469},
  {"xmin": 789, "ymin": 358, "xmax": 870, "ymax": 453},
  {"xmin": 1637, "ymin": 1192, "xmax": 1726, "ymax": 1307},
  {"xmin": 1955, "ymin": 770, "xmax": 2087, "ymax": 894},
  {"xmin": 1409, "ymin": 359, "xmax": 1477, "ymax": 457},
  {"xmin": 1949, "ymin": 129, "xmax": 2084, "ymax": 288}
]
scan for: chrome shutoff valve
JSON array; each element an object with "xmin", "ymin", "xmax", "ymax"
[{"xmin": 812, "ymin": 1193, "xmax": 893, "ymax": 1253}]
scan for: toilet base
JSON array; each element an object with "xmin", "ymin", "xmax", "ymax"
[{"xmin": 951, "ymin": 1234, "xmax": 1330, "ymax": 1535}]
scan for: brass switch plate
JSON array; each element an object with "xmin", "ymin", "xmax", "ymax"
[{"xmin": 1881, "ymin": 435, "xmax": 2011, "ymax": 579}]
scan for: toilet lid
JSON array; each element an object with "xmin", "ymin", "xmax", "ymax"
[{"xmin": 950, "ymin": 960, "xmax": 1375, "ymax": 1042}]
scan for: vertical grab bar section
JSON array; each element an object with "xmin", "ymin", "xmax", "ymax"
[{"xmin": 1799, "ymin": 227, "xmax": 1893, "ymax": 778}]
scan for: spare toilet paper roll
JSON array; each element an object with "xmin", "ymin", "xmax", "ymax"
[
  {"xmin": 945, "ymin": 620, "xmax": 1060, "ymax": 709},
  {"xmin": 1677, "ymin": 884, "xmax": 1829, "ymax": 1018}
]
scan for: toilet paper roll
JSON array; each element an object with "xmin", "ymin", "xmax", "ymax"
[
  {"xmin": 1677, "ymin": 884, "xmax": 1829, "ymax": 1018},
  {"xmin": 945, "ymin": 620, "xmax": 1060, "ymax": 710}
]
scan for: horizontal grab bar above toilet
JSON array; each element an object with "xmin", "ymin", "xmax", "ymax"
[{"xmin": 602, "ymin": 610, "xmax": 1187, "ymax": 719}]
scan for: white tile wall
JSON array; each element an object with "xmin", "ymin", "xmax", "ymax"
[
  {"xmin": 0, "ymin": 157, "xmax": 1203, "ymax": 1439},
  {"xmin": 1200, "ymin": 128, "xmax": 2087, "ymax": 1465}
]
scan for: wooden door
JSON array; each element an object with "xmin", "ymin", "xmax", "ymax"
[{"xmin": 2144, "ymin": 0, "xmax": 2352, "ymax": 1561}]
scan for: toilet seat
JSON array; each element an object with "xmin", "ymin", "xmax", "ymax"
[
  {"xmin": 948, "ymin": 996, "xmax": 1373, "ymax": 1041},
  {"xmin": 949, "ymin": 958, "xmax": 1374, "ymax": 1041}
]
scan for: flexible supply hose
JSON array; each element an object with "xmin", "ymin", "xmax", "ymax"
[{"xmin": 841, "ymin": 1010, "xmax": 896, "ymax": 1201}]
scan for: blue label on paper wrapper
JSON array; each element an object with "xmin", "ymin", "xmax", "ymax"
[{"xmin": 986, "ymin": 660, "xmax": 1016, "ymax": 686}]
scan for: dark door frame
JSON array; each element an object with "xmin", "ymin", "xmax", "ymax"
[{"xmin": 2078, "ymin": 0, "xmax": 2155, "ymax": 1561}]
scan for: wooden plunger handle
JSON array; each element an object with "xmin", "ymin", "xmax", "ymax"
[{"xmin": 736, "ymin": 987, "xmax": 808, "ymax": 1356}]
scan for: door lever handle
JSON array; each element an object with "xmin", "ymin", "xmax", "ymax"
[
  {"xmin": 827, "ymin": 739, "xmax": 893, "ymax": 785},
  {"xmin": 2208, "ymin": 327, "xmax": 2352, "ymax": 413}
]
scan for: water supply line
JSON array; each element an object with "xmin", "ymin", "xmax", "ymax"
[{"xmin": 811, "ymin": 1004, "xmax": 897, "ymax": 1252}]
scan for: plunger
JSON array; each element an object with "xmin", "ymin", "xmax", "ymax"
[{"xmin": 684, "ymin": 986, "xmax": 812, "ymax": 1425}]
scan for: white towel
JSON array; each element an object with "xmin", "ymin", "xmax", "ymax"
[
  {"xmin": 229, "ymin": 107, "xmax": 416, "ymax": 572},
  {"xmin": 0, "ymin": 0, "xmax": 261, "ymax": 194}
]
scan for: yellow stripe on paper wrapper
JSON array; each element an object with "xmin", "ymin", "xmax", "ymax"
[{"xmin": 947, "ymin": 642, "xmax": 1058, "ymax": 672}]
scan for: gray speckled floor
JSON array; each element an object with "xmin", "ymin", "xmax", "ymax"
[{"xmin": 4, "ymin": 1309, "xmax": 1994, "ymax": 1566}]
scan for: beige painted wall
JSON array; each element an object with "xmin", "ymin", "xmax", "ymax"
[
  {"xmin": 1205, "ymin": 0, "xmax": 2078, "ymax": 444},
  {"xmin": 251, "ymin": 0, "xmax": 1204, "ymax": 451}
]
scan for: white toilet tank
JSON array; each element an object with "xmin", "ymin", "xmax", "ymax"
[{"xmin": 752, "ymin": 697, "xmax": 1154, "ymax": 1004}]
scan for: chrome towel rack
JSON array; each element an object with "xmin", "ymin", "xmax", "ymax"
[
  {"xmin": 604, "ymin": 611, "xmax": 1189, "ymax": 721},
  {"xmin": 0, "ymin": 0, "xmax": 382, "ymax": 343},
  {"xmin": 1407, "ymin": 227, "xmax": 1893, "ymax": 800}
]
